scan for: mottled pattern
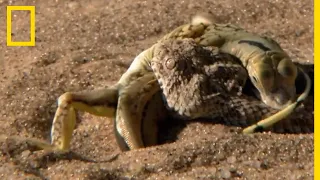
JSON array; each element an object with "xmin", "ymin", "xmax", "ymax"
[
  {"xmin": 151, "ymin": 39, "xmax": 248, "ymax": 118},
  {"xmin": 151, "ymin": 39, "xmax": 313, "ymax": 133}
]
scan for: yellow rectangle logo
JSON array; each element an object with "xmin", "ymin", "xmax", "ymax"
[{"xmin": 7, "ymin": 6, "xmax": 35, "ymax": 46}]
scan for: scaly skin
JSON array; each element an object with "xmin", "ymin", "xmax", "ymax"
[{"xmin": 151, "ymin": 39, "xmax": 313, "ymax": 134}]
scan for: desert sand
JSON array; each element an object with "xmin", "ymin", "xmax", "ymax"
[{"xmin": 0, "ymin": 0, "xmax": 313, "ymax": 179}]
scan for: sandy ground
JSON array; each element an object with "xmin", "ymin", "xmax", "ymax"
[{"xmin": 0, "ymin": 0, "xmax": 314, "ymax": 179}]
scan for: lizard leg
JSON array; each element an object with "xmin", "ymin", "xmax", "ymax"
[
  {"xmin": 242, "ymin": 67, "xmax": 311, "ymax": 134},
  {"xmin": 50, "ymin": 86, "xmax": 119, "ymax": 151},
  {"xmin": 0, "ymin": 86, "xmax": 119, "ymax": 152},
  {"xmin": 115, "ymin": 72, "xmax": 161, "ymax": 151}
]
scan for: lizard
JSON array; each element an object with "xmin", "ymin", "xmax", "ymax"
[{"xmin": 0, "ymin": 15, "xmax": 312, "ymax": 152}]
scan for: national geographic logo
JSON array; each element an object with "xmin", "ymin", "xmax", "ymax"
[{"xmin": 6, "ymin": 6, "xmax": 35, "ymax": 46}]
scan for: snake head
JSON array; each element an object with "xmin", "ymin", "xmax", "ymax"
[
  {"xmin": 150, "ymin": 39, "xmax": 209, "ymax": 117},
  {"xmin": 248, "ymin": 51, "xmax": 298, "ymax": 109},
  {"xmin": 151, "ymin": 39, "xmax": 202, "ymax": 84},
  {"xmin": 150, "ymin": 39, "xmax": 250, "ymax": 118}
]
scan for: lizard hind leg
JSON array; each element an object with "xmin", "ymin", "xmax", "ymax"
[
  {"xmin": 50, "ymin": 96, "xmax": 76, "ymax": 151},
  {"xmin": 1, "ymin": 86, "xmax": 120, "ymax": 152},
  {"xmin": 50, "ymin": 86, "xmax": 119, "ymax": 151}
]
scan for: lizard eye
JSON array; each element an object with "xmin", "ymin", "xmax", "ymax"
[
  {"xmin": 259, "ymin": 68, "xmax": 274, "ymax": 90},
  {"xmin": 252, "ymin": 76, "xmax": 258, "ymax": 83},
  {"xmin": 165, "ymin": 58, "xmax": 176, "ymax": 70},
  {"xmin": 261, "ymin": 69, "xmax": 273, "ymax": 79},
  {"xmin": 252, "ymin": 63, "xmax": 275, "ymax": 91}
]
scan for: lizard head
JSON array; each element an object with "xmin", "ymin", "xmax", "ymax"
[{"xmin": 248, "ymin": 51, "xmax": 298, "ymax": 109}]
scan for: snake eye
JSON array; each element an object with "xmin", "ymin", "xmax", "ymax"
[{"xmin": 165, "ymin": 58, "xmax": 176, "ymax": 70}]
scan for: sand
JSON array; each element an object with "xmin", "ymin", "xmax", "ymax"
[{"xmin": 0, "ymin": 0, "xmax": 313, "ymax": 179}]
